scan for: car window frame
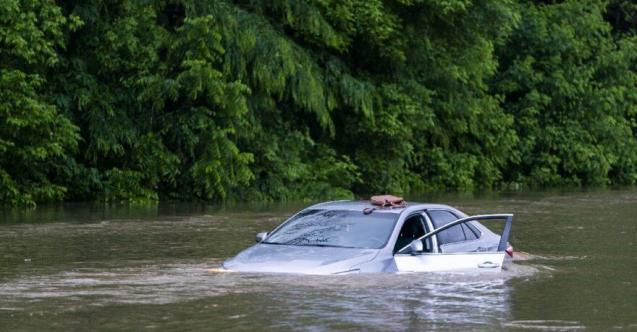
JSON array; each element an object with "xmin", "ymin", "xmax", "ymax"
[
  {"xmin": 424, "ymin": 209, "xmax": 483, "ymax": 250},
  {"xmin": 395, "ymin": 213, "xmax": 513, "ymax": 255},
  {"xmin": 391, "ymin": 212, "xmax": 433, "ymax": 254},
  {"xmin": 463, "ymin": 221, "xmax": 482, "ymax": 239}
]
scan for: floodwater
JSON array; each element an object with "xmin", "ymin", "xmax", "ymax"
[{"xmin": 1, "ymin": 189, "xmax": 636, "ymax": 331}]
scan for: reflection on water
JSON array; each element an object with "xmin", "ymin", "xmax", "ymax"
[{"xmin": 1, "ymin": 188, "xmax": 636, "ymax": 330}]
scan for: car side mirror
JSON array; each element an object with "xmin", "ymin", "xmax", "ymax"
[
  {"xmin": 256, "ymin": 232, "xmax": 268, "ymax": 243},
  {"xmin": 409, "ymin": 240, "xmax": 423, "ymax": 255}
]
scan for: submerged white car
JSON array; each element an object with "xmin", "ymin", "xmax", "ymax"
[{"xmin": 222, "ymin": 200, "xmax": 514, "ymax": 275}]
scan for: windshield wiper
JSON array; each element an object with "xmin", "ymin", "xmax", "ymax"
[
  {"xmin": 298, "ymin": 243, "xmax": 358, "ymax": 249},
  {"xmin": 262, "ymin": 241, "xmax": 357, "ymax": 249},
  {"xmin": 261, "ymin": 241, "xmax": 287, "ymax": 245}
]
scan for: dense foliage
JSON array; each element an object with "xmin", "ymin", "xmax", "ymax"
[{"xmin": 1, "ymin": 0, "xmax": 637, "ymax": 206}]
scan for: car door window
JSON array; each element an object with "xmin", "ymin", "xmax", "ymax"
[
  {"xmin": 461, "ymin": 223, "xmax": 479, "ymax": 240},
  {"xmin": 427, "ymin": 210, "xmax": 475, "ymax": 245},
  {"xmin": 393, "ymin": 215, "xmax": 429, "ymax": 254}
]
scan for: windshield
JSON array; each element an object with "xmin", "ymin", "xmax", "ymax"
[{"xmin": 264, "ymin": 209, "xmax": 398, "ymax": 249}]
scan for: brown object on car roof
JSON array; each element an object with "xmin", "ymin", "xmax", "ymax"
[{"xmin": 370, "ymin": 195, "xmax": 406, "ymax": 208}]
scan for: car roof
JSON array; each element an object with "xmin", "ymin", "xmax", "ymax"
[{"xmin": 306, "ymin": 200, "xmax": 456, "ymax": 214}]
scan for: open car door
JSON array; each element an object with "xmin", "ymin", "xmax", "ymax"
[{"xmin": 393, "ymin": 214, "xmax": 513, "ymax": 272}]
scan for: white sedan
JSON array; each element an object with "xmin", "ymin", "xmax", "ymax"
[{"xmin": 222, "ymin": 200, "xmax": 514, "ymax": 274}]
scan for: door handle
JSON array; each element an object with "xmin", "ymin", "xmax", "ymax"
[{"xmin": 478, "ymin": 261, "xmax": 500, "ymax": 268}]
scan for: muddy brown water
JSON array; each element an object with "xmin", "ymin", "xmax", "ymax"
[{"xmin": 1, "ymin": 189, "xmax": 636, "ymax": 331}]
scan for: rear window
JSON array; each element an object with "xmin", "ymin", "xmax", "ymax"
[{"xmin": 427, "ymin": 210, "xmax": 479, "ymax": 245}]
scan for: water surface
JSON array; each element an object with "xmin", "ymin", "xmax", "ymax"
[{"xmin": 1, "ymin": 189, "xmax": 636, "ymax": 330}]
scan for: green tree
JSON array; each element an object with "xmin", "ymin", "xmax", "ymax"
[
  {"xmin": 54, "ymin": 1, "xmax": 256, "ymax": 202},
  {"xmin": 2, "ymin": 0, "xmax": 637, "ymax": 207},
  {"xmin": 0, "ymin": 0, "xmax": 79, "ymax": 206},
  {"xmin": 493, "ymin": 0, "xmax": 637, "ymax": 186}
]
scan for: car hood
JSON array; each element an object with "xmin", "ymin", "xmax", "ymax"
[{"xmin": 222, "ymin": 243, "xmax": 380, "ymax": 275}]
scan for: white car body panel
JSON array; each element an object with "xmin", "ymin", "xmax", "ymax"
[{"xmin": 394, "ymin": 252, "xmax": 506, "ymax": 272}]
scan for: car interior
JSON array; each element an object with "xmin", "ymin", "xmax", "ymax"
[{"xmin": 393, "ymin": 214, "xmax": 430, "ymax": 254}]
